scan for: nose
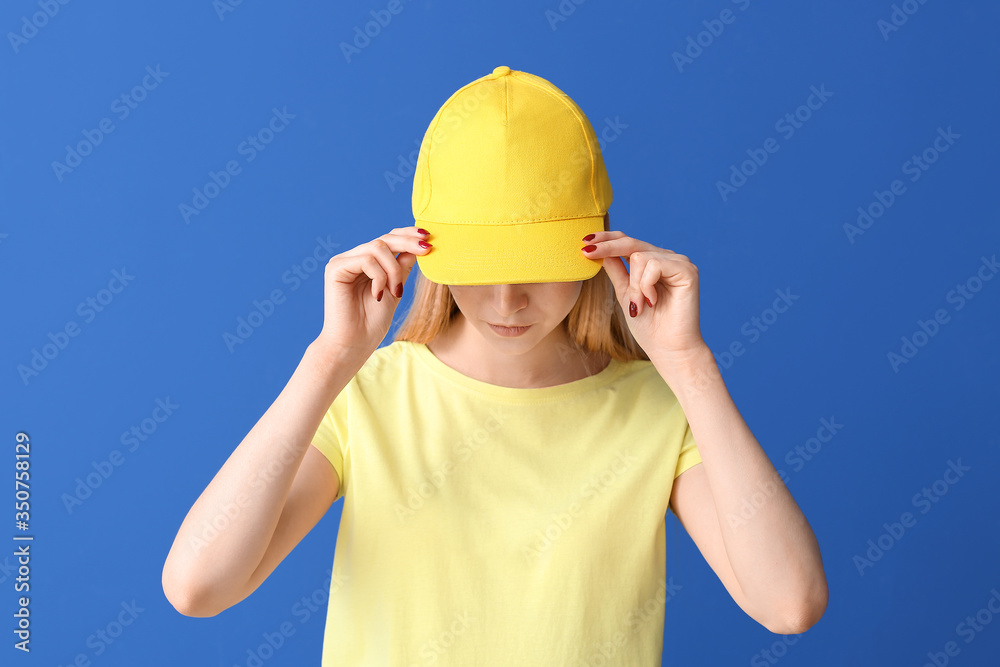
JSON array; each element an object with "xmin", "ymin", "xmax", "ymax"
[{"xmin": 492, "ymin": 284, "xmax": 528, "ymax": 316}]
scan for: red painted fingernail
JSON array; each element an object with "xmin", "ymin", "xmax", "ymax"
[
  {"xmin": 418, "ymin": 240, "xmax": 432, "ymax": 249},
  {"xmin": 645, "ymin": 296, "xmax": 652, "ymax": 308},
  {"xmin": 583, "ymin": 233, "xmax": 595, "ymax": 242},
  {"xmin": 377, "ymin": 289, "xmax": 384, "ymax": 302},
  {"xmin": 629, "ymin": 301, "xmax": 637, "ymax": 317},
  {"xmin": 583, "ymin": 245, "xmax": 597, "ymax": 253},
  {"xmin": 395, "ymin": 283, "xmax": 403, "ymax": 298},
  {"xmin": 417, "ymin": 228, "xmax": 429, "ymax": 235}
]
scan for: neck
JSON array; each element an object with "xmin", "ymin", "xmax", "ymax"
[{"xmin": 427, "ymin": 314, "xmax": 608, "ymax": 389}]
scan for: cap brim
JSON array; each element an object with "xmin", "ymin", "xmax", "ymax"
[{"xmin": 414, "ymin": 216, "xmax": 605, "ymax": 286}]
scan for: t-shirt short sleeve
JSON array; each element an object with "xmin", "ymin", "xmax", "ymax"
[
  {"xmin": 311, "ymin": 385, "xmax": 350, "ymax": 503},
  {"xmin": 674, "ymin": 421, "xmax": 702, "ymax": 480}
]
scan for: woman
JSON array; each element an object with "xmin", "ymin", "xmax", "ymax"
[{"xmin": 162, "ymin": 66, "xmax": 828, "ymax": 665}]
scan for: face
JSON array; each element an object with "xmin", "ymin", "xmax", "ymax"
[{"xmin": 446, "ymin": 281, "xmax": 584, "ymax": 351}]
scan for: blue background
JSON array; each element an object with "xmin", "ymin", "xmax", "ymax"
[{"xmin": 3, "ymin": 1, "xmax": 999, "ymax": 665}]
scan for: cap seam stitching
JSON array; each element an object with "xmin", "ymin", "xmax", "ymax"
[
  {"xmin": 417, "ymin": 69, "xmax": 605, "ymax": 222},
  {"xmin": 509, "ymin": 73, "xmax": 600, "ymax": 212},
  {"xmin": 416, "ymin": 71, "xmax": 496, "ymax": 219},
  {"xmin": 504, "ymin": 75, "xmax": 509, "ymax": 125},
  {"xmin": 413, "ymin": 214, "xmax": 605, "ymax": 225}
]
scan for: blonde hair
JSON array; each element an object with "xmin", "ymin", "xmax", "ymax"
[{"xmin": 391, "ymin": 212, "xmax": 650, "ymax": 363}]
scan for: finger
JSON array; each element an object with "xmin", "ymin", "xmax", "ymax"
[
  {"xmin": 368, "ymin": 240, "xmax": 407, "ymax": 299},
  {"xmin": 388, "ymin": 232, "xmax": 434, "ymax": 296},
  {"xmin": 599, "ymin": 253, "xmax": 630, "ymax": 309},
  {"xmin": 665, "ymin": 251, "xmax": 689, "ymax": 263},
  {"xmin": 627, "ymin": 252, "xmax": 650, "ymax": 317},
  {"xmin": 361, "ymin": 232, "xmax": 434, "ymax": 299},
  {"xmin": 353, "ymin": 253, "xmax": 389, "ymax": 302},
  {"xmin": 581, "ymin": 231, "xmax": 641, "ymax": 262},
  {"xmin": 637, "ymin": 259, "xmax": 663, "ymax": 313},
  {"xmin": 584, "ymin": 232, "xmax": 626, "ymax": 292},
  {"xmin": 341, "ymin": 227, "xmax": 429, "ymax": 259},
  {"xmin": 327, "ymin": 250, "xmax": 382, "ymax": 289},
  {"xmin": 384, "ymin": 228, "xmax": 434, "ymax": 259},
  {"xmin": 384, "ymin": 225, "xmax": 430, "ymax": 240},
  {"xmin": 584, "ymin": 229, "xmax": 627, "ymax": 243},
  {"xmin": 395, "ymin": 250, "xmax": 419, "ymax": 287},
  {"xmin": 582, "ymin": 231, "xmax": 627, "ymax": 260}
]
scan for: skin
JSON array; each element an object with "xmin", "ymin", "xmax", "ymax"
[
  {"xmin": 426, "ymin": 281, "xmax": 611, "ymax": 389},
  {"xmin": 582, "ymin": 229, "xmax": 829, "ymax": 635},
  {"xmin": 163, "ymin": 225, "xmax": 828, "ymax": 637},
  {"xmin": 431, "ymin": 228, "xmax": 829, "ymax": 635}
]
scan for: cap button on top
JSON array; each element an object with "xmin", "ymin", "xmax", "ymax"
[{"xmin": 492, "ymin": 65, "xmax": 511, "ymax": 77}]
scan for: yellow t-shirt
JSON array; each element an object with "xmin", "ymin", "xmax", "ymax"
[{"xmin": 310, "ymin": 340, "xmax": 702, "ymax": 666}]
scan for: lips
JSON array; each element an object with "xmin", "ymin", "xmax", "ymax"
[{"xmin": 487, "ymin": 323, "xmax": 532, "ymax": 337}]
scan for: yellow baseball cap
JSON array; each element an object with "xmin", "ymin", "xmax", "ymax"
[{"xmin": 412, "ymin": 65, "xmax": 613, "ymax": 286}]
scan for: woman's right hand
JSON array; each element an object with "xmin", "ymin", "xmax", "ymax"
[{"xmin": 316, "ymin": 226, "xmax": 432, "ymax": 355}]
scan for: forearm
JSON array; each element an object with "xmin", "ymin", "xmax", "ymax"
[
  {"xmin": 162, "ymin": 337, "xmax": 362, "ymax": 613},
  {"xmin": 651, "ymin": 344, "xmax": 827, "ymax": 628}
]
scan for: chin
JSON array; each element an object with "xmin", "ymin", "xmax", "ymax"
[{"xmin": 480, "ymin": 324, "xmax": 537, "ymax": 347}]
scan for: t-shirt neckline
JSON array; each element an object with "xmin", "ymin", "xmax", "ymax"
[{"xmin": 407, "ymin": 341, "xmax": 624, "ymax": 401}]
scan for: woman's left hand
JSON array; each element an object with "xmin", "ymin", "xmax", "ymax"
[{"xmin": 582, "ymin": 230, "xmax": 706, "ymax": 359}]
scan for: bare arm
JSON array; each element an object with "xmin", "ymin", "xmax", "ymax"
[
  {"xmin": 662, "ymin": 345, "xmax": 828, "ymax": 634},
  {"xmin": 161, "ymin": 337, "xmax": 362, "ymax": 617},
  {"xmin": 161, "ymin": 225, "xmax": 429, "ymax": 617}
]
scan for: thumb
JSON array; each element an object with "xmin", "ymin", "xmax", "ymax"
[
  {"xmin": 600, "ymin": 255, "xmax": 630, "ymax": 306},
  {"xmin": 396, "ymin": 250, "xmax": 419, "ymax": 277}
]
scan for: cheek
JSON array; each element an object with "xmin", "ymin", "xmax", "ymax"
[
  {"xmin": 548, "ymin": 285, "xmax": 583, "ymax": 314},
  {"xmin": 449, "ymin": 287, "xmax": 484, "ymax": 313}
]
